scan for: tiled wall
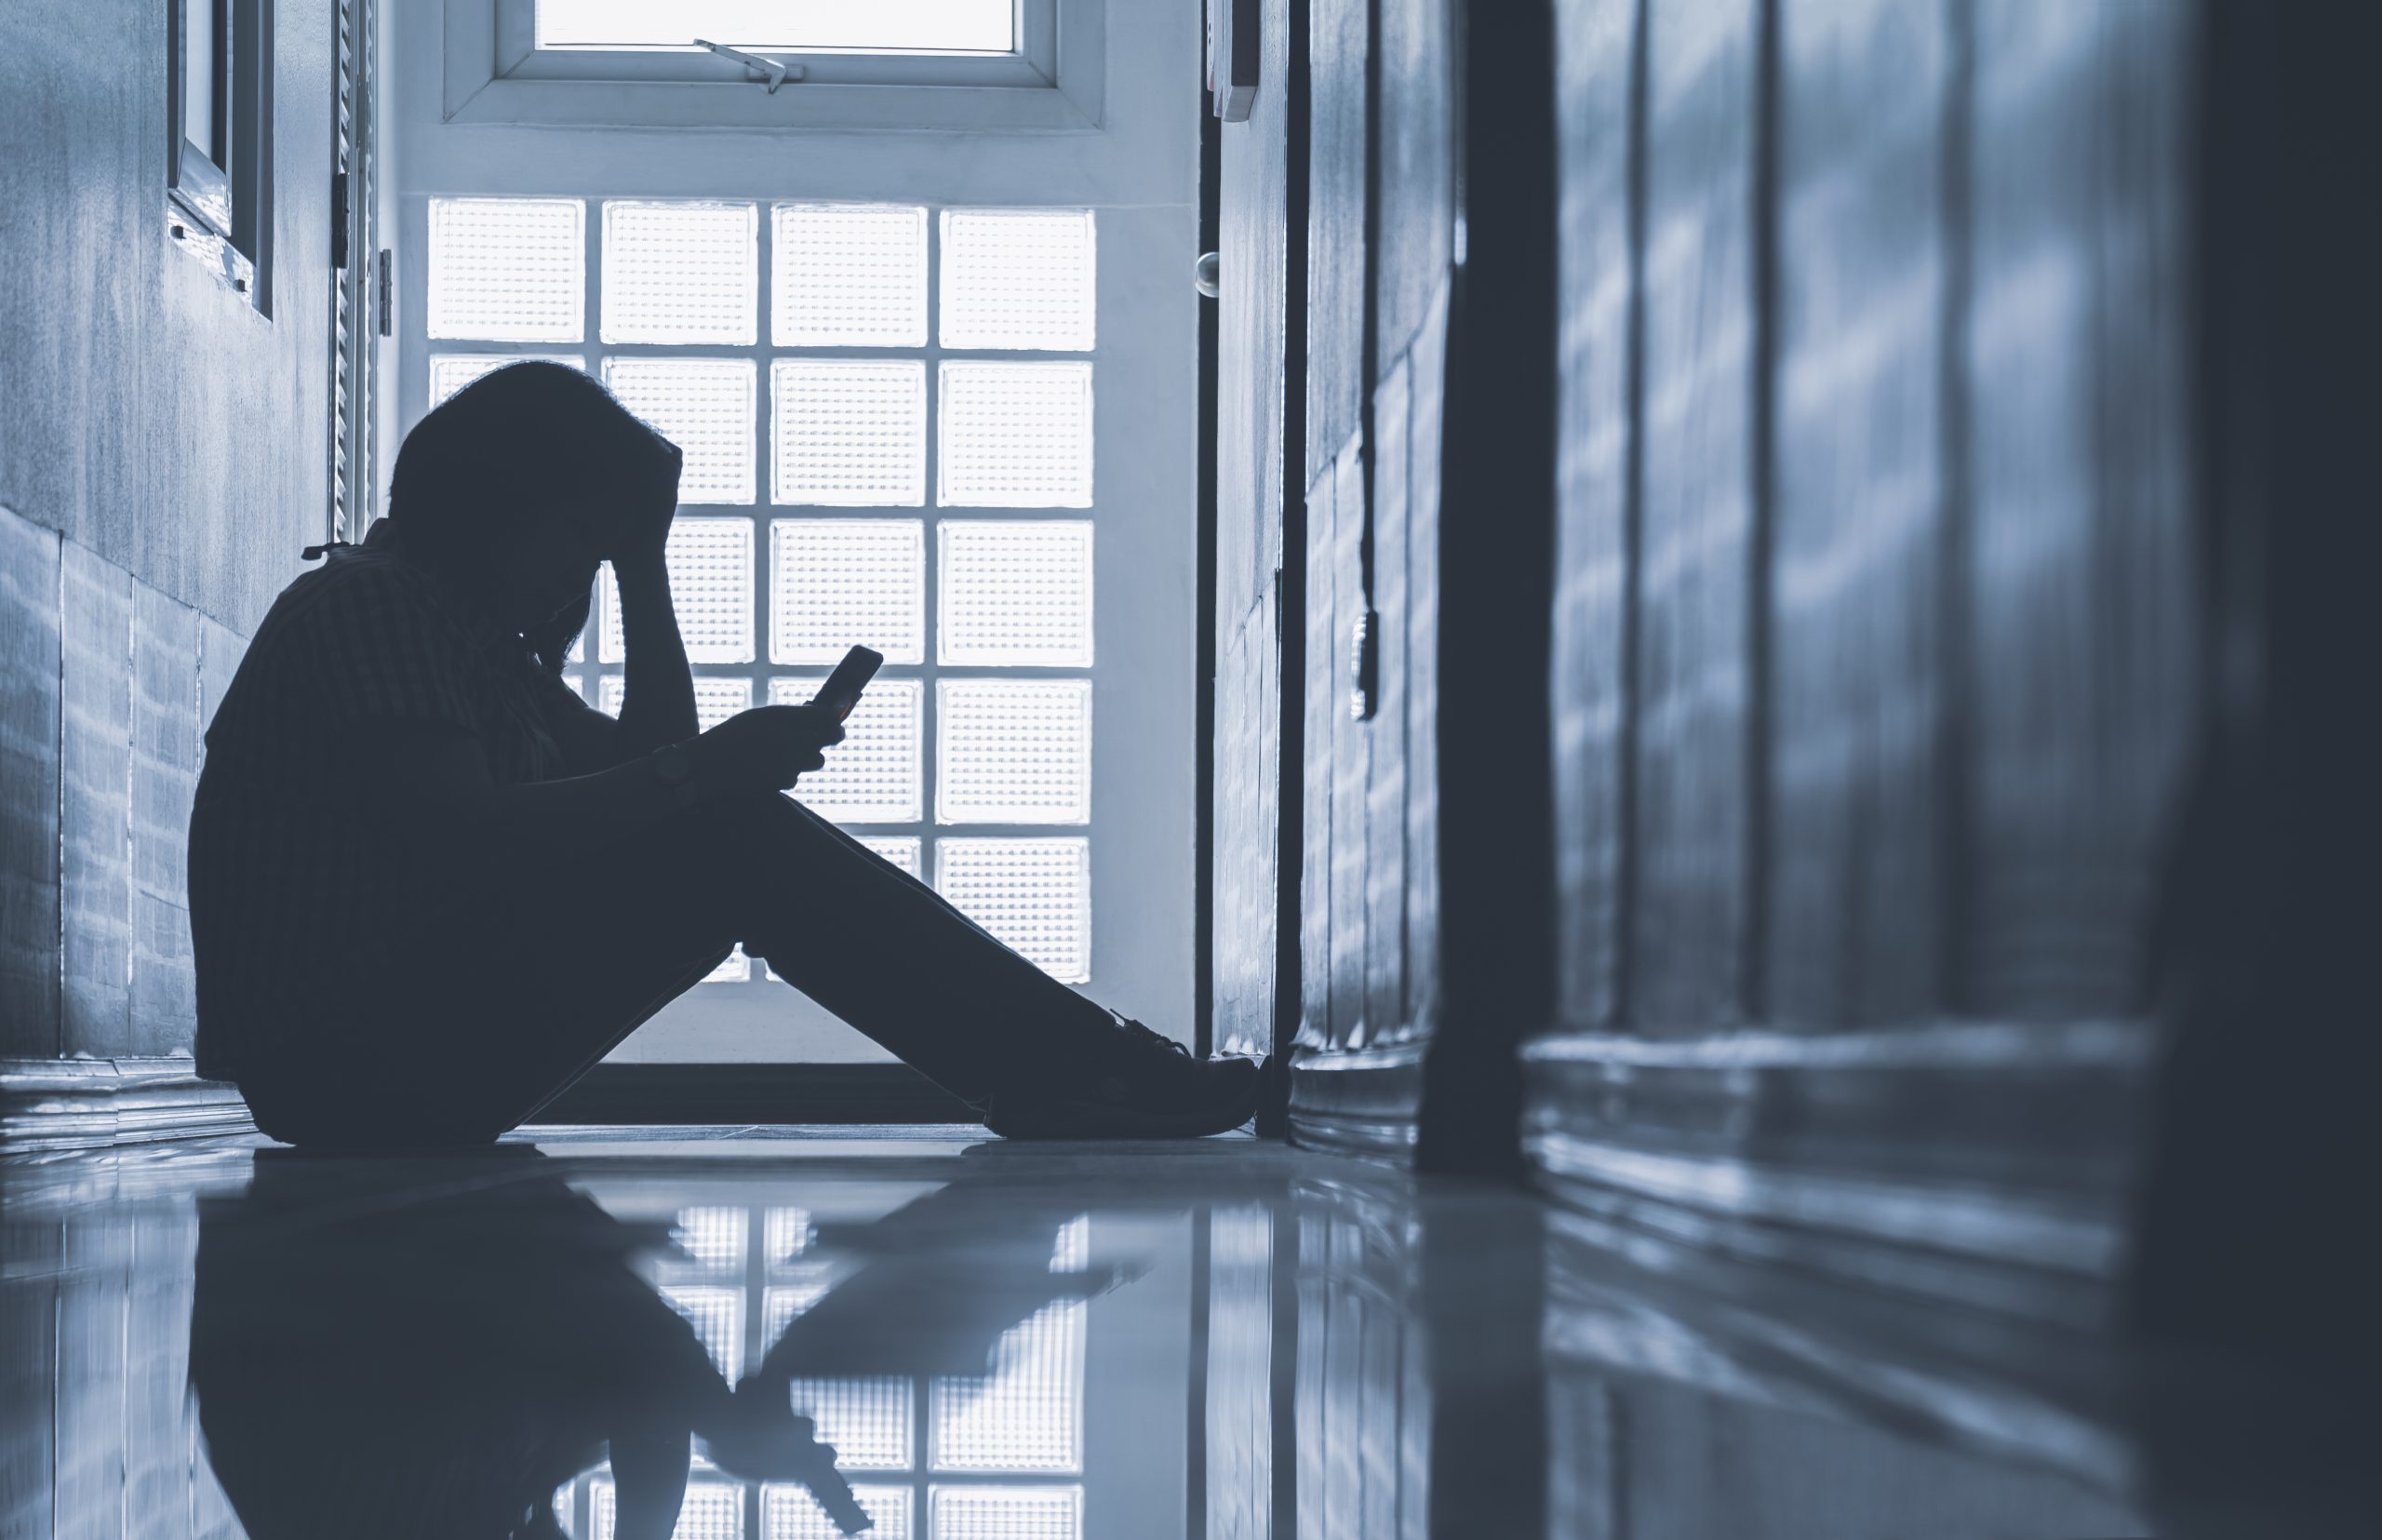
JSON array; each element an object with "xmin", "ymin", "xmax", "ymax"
[{"xmin": 0, "ymin": 503, "xmax": 249, "ymax": 1063}]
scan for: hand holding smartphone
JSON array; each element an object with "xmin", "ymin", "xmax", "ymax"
[{"xmin": 809, "ymin": 645, "xmax": 883, "ymax": 723}]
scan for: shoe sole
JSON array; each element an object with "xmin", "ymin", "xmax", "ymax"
[{"xmin": 983, "ymin": 1075, "xmax": 1263, "ymax": 1141}]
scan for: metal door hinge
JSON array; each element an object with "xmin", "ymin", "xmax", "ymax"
[{"xmin": 1350, "ymin": 609, "xmax": 1378, "ymax": 720}]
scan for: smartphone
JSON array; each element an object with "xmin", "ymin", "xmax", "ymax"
[{"xmin": 808, "ymin": 645, "xmax": 884, "ymax": 722}]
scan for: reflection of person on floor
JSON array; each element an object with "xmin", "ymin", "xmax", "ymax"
[
  {"xmin": 187, "ymin": 1150, "xmax": 867, "ymax": 1539},
  {"xmin": 187, "ymin": 361, "xmax": 1257, "ymax": 1147}
]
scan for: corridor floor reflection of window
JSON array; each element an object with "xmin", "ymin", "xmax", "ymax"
[{"xmin": 560, "ymin": 1203, "xmax": 1087, "ymax": 1540}]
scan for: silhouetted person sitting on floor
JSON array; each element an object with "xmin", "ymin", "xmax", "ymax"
[{"xmin": 188, "ymin": 362, "xmax": 1257, "ymax": 1145}]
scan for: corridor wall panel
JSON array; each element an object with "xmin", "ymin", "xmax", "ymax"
[
  {"xmin": 1764, "ymin": 0, "xmax": 1947, "ymax": 1030},
  {"xmin": 1548, "ymin": 0, "xmax": 1639, "ymax": 1037},
  {"xmin": 1305, "ymin": 0, "xmax": 1372, "ymax": 489},
  {"xmin": 0, "ymin": 0, "xmax": 337, "ymax": 1066},
  {"xmin": 1628, "ymin": 0, "xmax": 1762, "ymax": 1036},
  {"xmin": 1212, "ymin": 0, "xmax": 1305, "ymax": 1061},
  {"xmin": 0, "ymin": 508, "xmax": 63, "ymax": 1059},
  {"xmin": 1960, "ymin": 0, "xmax": 2194, "ymax": 1022},
  {"xmin": 1527, "ymin": 0, "xmax": 2201, "ymax": 1323}
]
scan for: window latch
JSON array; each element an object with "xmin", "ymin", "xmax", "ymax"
[{"xmin": 693, "ymin": 38, "xmax": 806, "ymax": 94}]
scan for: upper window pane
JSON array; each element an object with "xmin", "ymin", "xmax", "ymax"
[
  {"xmin": 940, "ymin": 209, "xmax": 1096, "ymax": 351},
  {"xmin": 769, "ymin": 518, "xmax": 926, "ymax": 664},
  {"xmin": 597, "ymin": 517, "xmax": 756, "ymax": 663},
  {"xmin": 773, "ymin": 205, "xmax": 928, "ymax": 348},
  {"xmin": 938, "ymin": 362, "xmax": 1094, "ymax": 507},
  {"xmin": 427, "ymin": 197, "xmax": 583, "ymax": 341},
  {"xmin": 602, "ymin": 356, "xmax": 758, "ymax": 503},
  {"xmin": 772, "ymin": 359, "xmax": 927, "ymax": 506},
  {"xmin": 601, "ymin": 200, "xmax": 757, "ymax": 345},
  {"xmin": 535, "ymin": 0, "xmax": 1013, "ymax": 53}
]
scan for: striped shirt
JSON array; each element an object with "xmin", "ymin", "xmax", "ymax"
[{"xmin": 189, "ymin": 521, "xmax": 588, "ymax": 1079}]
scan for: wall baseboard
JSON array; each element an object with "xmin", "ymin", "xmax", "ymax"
[
  {"xmin": 528, "ymin": 1063, "xmax": 982, "ymax": 1126},
  {"xmin": 0, "ymin": 1057, "xmax": 256, "ymax": 1153},
  {"xmin": 1287, "ymin": 1042, "xmax": 1426, "ymax": 1160},
  {"xmin": 1520, "ymin": 1021, "xmax": 2158, "ymax": 1326}
]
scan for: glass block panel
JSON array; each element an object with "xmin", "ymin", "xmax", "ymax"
[
  {"xmin": 769, "ymin": 519, "xmax": 925, "ymax": 664},
  {"xmin": 427, "ymin": 196, "xmax": 583, "ymax": 341},
  {"xmin": 931, "ymin": 1299, "xmax": 1086, "ymax": 1471},
  {"xmin": 929, "ymin": 1487, "xmax": 1082, "ymax": 1540},
  {"xmin": 765, "ymin": 1206, "xmax": 811, "ymax": 1266},
  {"xmin": 772, "ymin": 204, "xmax": 928, "ymax": 347},
  {"xmin": 602, "ymin": 200, "xmax": 758, "ymax": 345},
  {"xmin": 934, "ymin": 839, "xmax": 1091, "ymax": 983},
  {"xmin": 1050, "ymin": 1215, "xmax": 1090, "ymax": 1273},
  {"xmin": 766, "ymin": 1483, "xmax": 913, "ymax": 1540},
  {"xmin": 938, "ymin": 362, "xmax": 1093, "ymax": 508},
  {"xmin": 592, "ymin": 1478, "xmax": 747, "ymax": 1540},
  {"xmin": 703, "ymin": 947, "xmax": 753, "ymax": 984},
  {"xmin": 596, "ymin": 519, "xmax": 756, "ymax": 663},
  {"xmin": 602, "ymin": 357, "xmax": 758, "ymax": 504},
  {"xmin": 427, "ymin": 352, "xmax": 582, "ymax": 408},
  {"xmin": 787, "ymin": 1378, "xmax": 915, "ymax": 1470},
  {"xmin": 597, "ymin": 675, "xmax": 751, "ymax": 732},
  {"xmin": 938, "ymin": 521, "xmax": 1094, "ymax": 666},
  {"xmin": 764, "ymin": 1279, "xmax": 833, "ymax": 1340},
  {"xmin": 768, "ymin": 676, "xmax": 922, "ymax": 823},
  {"xmin": 940, "ymin": 208, "xmax": 1097, "ymax": 351},
  {"xmin": 661, "ymin": 1285, "xmax": 745, "ymax": 1379},
  {"xmin": 561, "ymin": 670, "xmax": 584, "ymax": 699},
  {"xmin": 860, "ymin": 836, "xmax": 924, "ymax": 878},
  {"xmin": 771, "ymin": 360, "xmax": 927, "ymax": 506},
  {"xmin": 937, "ymin": 679, "xmax": 1091, "ymax": 825},
  {"xmin": 672, "ymin": 1206, "xmax": 746, "ymax": 1271}
]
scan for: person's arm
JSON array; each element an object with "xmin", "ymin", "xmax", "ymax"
[
  {"xmin": 609, "ymin": 544, "xmax": 697, "ymax": 756},
  {"xmin": 341, "ymin": 703, "xmax": 845, "ymax": 850},
  {"xmin": 609, "ymin": 444, "xmax": 699, "ymax": 756}
]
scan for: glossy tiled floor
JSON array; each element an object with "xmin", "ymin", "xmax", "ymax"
[{"xmin": 1, "ymin": 1127, "xmax": 2363, "ymax": 1538}]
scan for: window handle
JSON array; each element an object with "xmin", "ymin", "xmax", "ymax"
[{"xmin": 693, "ymin": 38, "xmax": 807, "ymax": 94}]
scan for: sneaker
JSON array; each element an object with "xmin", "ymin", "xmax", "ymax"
[{"xmin": 984, "ymin": 1011, "xmax": 1262, "ymax": 1139}]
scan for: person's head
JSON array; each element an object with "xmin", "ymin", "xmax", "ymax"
[{"xmin": 387, "ymin": 361, "xmax": 680, "ymax": 669}]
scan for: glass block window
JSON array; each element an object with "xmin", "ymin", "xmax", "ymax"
[
  {"xmin": 427, "ymin": 352, "xmax": 583, "ymax": 408},
  {"xmin": 766, "ymin": 1483, "xmax": 915, "ymax": 1540},
  {"xmin": 788, "ymin": 1378, "xmax": 916, "ymax": 1470},
  {"xmin": 427, "ymin": 196, "xmax": 583, "ymax": 341},
  {"xmin": 423, "ymin": 201, "xmax": 1104, "ymax": 993},
  {"xmin": 661, "ymin": 1285, "xmax": 745, "ymax": 1379},
  {"xmin": 938, "ymin": 362, "xmax": 1094, "ymax": 508},
  {"xmin": 940, "ymin": 210, "xmax": 1096, "ymax": 351},
  {"xmin": 597, "ymin": 676, "xmax": 752, "ymax": 732},
  {"xmin": 929, "ymin": 1486, "xmax": 1083, "ymax": 1540},
  {"xmin": 938, "ymin": 522, "xmax": 1092, "ymax": 667},
  {"xmin": 561, "ymin": 1203, "xmax": 1086, "ymax": 1540},
  {"xmin": 598, "ymin": 519, "xmax": 756, "ymax": 663},
  {"xmin": 602, "ymin": 200, "xmax": 759, "ymax": 345},
  {"xmin": 774, "ymin": 205, "xmax": 928, "ymax": 348},
  {"xmin": 770, "ymin": 519, "xmax": 926, "ymax": 665},
  {"xmin": 771, "ymin": 360, "xmax": 928, "ymax": 505},
  {"xmin": 935, "ymin": 680, "xmax": 1091, "ymax": 825},
  {"xmin": 603, "ymin": 358, "xmax": 758, "ymax": 503},
  {"xmin": 769, "ymin": 676, "xmax": 924, "ymax": 823},
  {"xmin": 861, "ymin": 836, "xmax": 926, "ymax": 879},
  {"xmin": 933, "ymin": 839, "xmax": 1091, "ymax": 983}
]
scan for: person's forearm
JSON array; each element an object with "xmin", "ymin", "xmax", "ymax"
[
  {"xmin": 468, "ymin": 757, "xmax": 695, "ymax": 848},
  {"xmin": 612, "ymin": 548, "xmax": 697, "ymax": 752}
]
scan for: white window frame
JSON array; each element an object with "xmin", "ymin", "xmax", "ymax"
[{"xmin": 441, "ymin": 0, "xmax": 1105, "ymax": 131}]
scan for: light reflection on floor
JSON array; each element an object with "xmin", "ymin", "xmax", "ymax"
[{"xmin": 2, "ymin": 1127, "xmax": 2363, "ymax": 1539}]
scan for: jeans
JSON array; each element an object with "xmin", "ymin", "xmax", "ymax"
[{"xmin": 237, "ymin": 792, "xmax": 1116, "ymax": 1146}]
